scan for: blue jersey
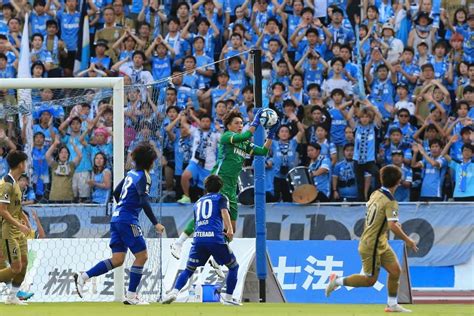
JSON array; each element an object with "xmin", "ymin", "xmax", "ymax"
[
  {"xmin": 193, "ymin": 193, "xmax": 230, "ymax": 244},
  {"xmin": 333, "ymin": 159, "xmax": 358, "ymax": 199},
  {"xmin": 420, "ymin": 155, "xmax": 447, "ymax": 198},
  {"xmin": 56, "ymin": 10, "xmax": 80, "ymax": 51},
  {"xmin": 354, "ymin": 123, "xmax": 377, "ymax": 163},
  {"xmin": 450, "ymin": 160, "xmax": 474, "ymax": 198},
  {"xmin": 30, "ymin": 12, "xmax": 52, "ymax": 37},
  {"xmin": 329, "ymin": 108, "xmax": 347, "ymax": 146},
  {"xmin": 112, "ymin": 169, "xmax": 151, "ymax": 225},
  {"xmin": 394, "ymin": 164, "xmax": 412, "ymax": 202},
  {"xmin": 309, "ymin": 155, "xmax": 331, "ymax": 197}
]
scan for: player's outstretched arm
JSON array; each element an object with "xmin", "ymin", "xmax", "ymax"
[{"xmin": 388, "ymin": 221, "xmax": 418, "ymax": 252}]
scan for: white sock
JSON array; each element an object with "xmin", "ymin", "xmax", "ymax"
[
  {"xmin": 176, "ymin": 232, "xmax": 189, "ymax": 245},
  {"xmin": 223, "ymin": 293, "xmax": 233, "ymax": 301},
  {"xmin": 10, "ymin": 286, "xmax": 20, "ymax": 296},
  {"xmin": 81, "ymin": 272, "xmax": 89, "ymax": 282},
  {"xmin": 335, "ymin": 277, "xmax": 344, "ymax": 286},
  {"xmin": 127, "ymin": 291, "xmax": 136, "ymax": 298},
  {"xmin": 170, "ymin": 288, "xmax": 178, "ymax": 295},
  {"xmin": 388, "ymin": 296, "xmax": 398, "ymax": 306}
]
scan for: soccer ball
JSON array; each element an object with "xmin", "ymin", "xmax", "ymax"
[{"xmin": 259, "ymin": 108, "xmax": 278, "ymax": 128}]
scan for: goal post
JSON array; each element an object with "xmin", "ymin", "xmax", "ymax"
[{"xmin": 0, "ymin": 77, "xmax": 126, "ymax": 302}]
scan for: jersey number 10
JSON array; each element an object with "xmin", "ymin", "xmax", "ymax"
[{"xmin": 195, "ymin": 199, "xmax": 213, "ymax": 221}]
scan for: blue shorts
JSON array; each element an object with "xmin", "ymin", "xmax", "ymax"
[
  {"xmin": 185, "ymin": 161, "xmax": 210, "ymax": 189},
  {"xmin": 187, "ymin": 243, "xmax": 237, "ymax": 270},
  {"xmin": 109, "ymin": 222, "xmax": 147, "ymax": 254}
]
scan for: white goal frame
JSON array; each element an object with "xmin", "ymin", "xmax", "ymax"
[{"xmin": 1, "ymin": 77, "xmax": 126, "ymax": 301}]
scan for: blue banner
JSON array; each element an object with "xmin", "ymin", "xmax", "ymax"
[
  {"xmin": 267, "ymin": 240, "xmax": 405, "ymax": 304},
  {"xmin": 25, "ymin": 202, "xmax": 474, "ymax": 266}
]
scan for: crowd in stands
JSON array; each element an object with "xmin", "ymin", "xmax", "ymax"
[{"xmin": 0, "ymin": 0, "xmax": 473, "ymax": 204}]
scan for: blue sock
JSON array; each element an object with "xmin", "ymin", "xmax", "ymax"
[
  {"xmin": 175, "ymin": 268, "xmax": 194, "ymax": 291},
  {"xmin": 225, "ymin": 264, "xmax": 239, "ymax": 295},
  {"xmin": 128, "ymin": 266, "xmax": 144, "ymax": 293},
  {"xmin": 85, "ymin": 259, "xmax": 114, "ymax": 278}
]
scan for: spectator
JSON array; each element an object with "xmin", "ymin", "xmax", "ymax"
[
  {"xmin": 271, "ymin": 124, "xmax": 304, "ymax": 202},
  {"xmin": 391, "ymin": 150, "xmax": 412, "ymax": 202},
  {"xmin": 307, "ymin": 142, "xmax": 330, "ymax": 202},
  {"xmin": 332, "ymin": 143, "xmax": 358, "ymax": 202},
  {"xmin": 411, "ymin": 140, "xmax": 448, "ymax": 201},
  {"xmin": 177, "ymin": 113, "xmax": 220, "ymax": 203},
  {"xmin": 89, "ymin": 152, "xmax": 112, "ymax": 204},
  {"xmin": 46, "ymin": 136, "xmax": 82, "ymax": 203},
  {"xmin": 18, "ymin": 174, "xmax": 36, "ymax": 205},
  {"xmin": 30, "ymin": 33, "xmax": 53, "ymax": 72},
  {"xmin": 345, "ymin": 101, "xmax": 382, "ymax": 201},
  {"xmin": 443, "ymin": 136, "xmax": 474, "ymax": 201}
]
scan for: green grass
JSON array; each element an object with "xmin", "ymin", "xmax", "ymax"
[{"xmin": 0, "ymin": 303, "xmax": 472, "ymax": 316}]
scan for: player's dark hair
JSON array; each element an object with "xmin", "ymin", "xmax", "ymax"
[
  {"xmin": 380, "ymin": 165, "xmax": 402, "ymax": 188},
  {"xmin": 6, "ymin": 150, "xmax": 27, "ymax": 169},
  {"xmin": 242, "ymin": 85, "xmax": 253, "ymax": 94},
  {"xmin": 307, "ymin": 83, "xmax": 321, "ymax": 92},
  {"xmin": 204, "ymin": 174, "xmax": 223, "ymax": 193},
  {"xmin": 223, "ymin": 109, "xmax": 243, "ymax": 130},
  {"xmin": 132, "ymin": 142, "xmax": 157, "ymax": 171}
]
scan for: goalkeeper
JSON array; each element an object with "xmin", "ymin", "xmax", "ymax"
[{"xmin": 171, "ymin": 109, "xmax": 279, "ymax": 259}]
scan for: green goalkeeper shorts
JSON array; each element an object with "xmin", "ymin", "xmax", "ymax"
[{"xmin": 220, "ymin": 182, "xmax": 238, "ymax": 221}]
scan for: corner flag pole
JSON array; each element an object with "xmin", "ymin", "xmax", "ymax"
[{"xmin": 251, "ymin": 49, "xmax": 267, "ymax": 302}]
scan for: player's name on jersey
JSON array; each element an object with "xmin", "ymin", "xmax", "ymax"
[
  {"xmin": 194, "ymin": 231, "xmax": 215, "ymax": 237},
  {"xmin": 233, "ymin": 147, "xmax": 246, "ymax": 158},
  {"xmin": 197, "ymin": 220, "xmax": 209, "ymax": 226}
]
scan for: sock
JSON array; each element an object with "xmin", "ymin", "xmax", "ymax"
[
  {"xmin": 222, "ymin": 293, "xmax": 232, "ymax": 301},
  {"xmin": 175, "ymin": 268, "xmax": 194, "ymax": 291},
  {"xmin": 10, "ymin": 285, "xmax": 20, "ymax": 296},
  {"xmin": 225, "ymin": 264, "xmax": 239, "ymax": 295},
  {"xmin": 388, "ymin": 296, "xmax": 397, "ymax": 306},
  {"xmin": 176, "ymin": 232, "xmax": 190, "ymax": 246},
  {"xmin": 128, "ymin": 265, "xmax": 144, "ymax": 293},
  {"xmin": 85, "ymin": 259, "xmax": 114, "ymax": 278},
  {"xmin": 183, "ymin": 219, "xmax": 195, "ymax": 237},
  {"xmin": 0, "ymin": 267, "xmax": 14, "ymax": 283},
  {"xmin": 335, "ymin": 277, "xmax": 345, "ymax": 286},
  {"xmin": 126, "ymin": 290, "xmax": 136, "ymax": 298}
]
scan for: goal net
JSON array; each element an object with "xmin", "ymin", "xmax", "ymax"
[{"xmin": 0, "ymin": 78, "xmax": 166, "ymax": 302}]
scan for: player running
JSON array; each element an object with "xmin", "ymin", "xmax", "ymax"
[
  {"xmin": 163, "ymin": 175, "xmax": 241, "ymax": 305},
  {"xmin": 74, "ymin": 142, "xmax": 165, "ymax": 305},
  {"xmin": 0, "ymin": 150, "xmax": 32, "ymax": 305},
  {"xmin": 170, "ymin": 109, "xmax": 278, "ymax": 260},
  {"xmin": 325, "ymin": 165, "xmax": 419, "ymax": 313}
]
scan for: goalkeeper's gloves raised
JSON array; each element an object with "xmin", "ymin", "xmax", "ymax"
[
  {"xmin": 267, "ymin": 120, "xmax": 280, "ymax": 140},
  {"xmin": 250, "ymin": 109, "xmax": 263, "ymax": 128}
]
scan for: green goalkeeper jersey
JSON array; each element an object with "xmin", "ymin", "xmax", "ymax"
[{"xmin": 211, "ymin": 130, "xmax": 269, "ymax": 183}]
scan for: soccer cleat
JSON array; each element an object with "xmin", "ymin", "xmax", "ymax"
[
  {"xmin": 5, "ymin": 295, "xmax": 28, "ymax": 305},
  {"xmin": 16, "ymin": 290, "xmax": 34, "ymax": 301},
  {"xmin": 209, "ymin": 257, "xmax": 225, "ymax": 279},
  {"xmin": 325, "ymin": 273, "xmax": 340, "ymax": 298},
  {"xmin": 221, "ymin": 294, "xmax": 242, "ymax": 306},
  {"xmin": 177, "ymin": 195, "xmax": 191, "ymax": 204},
  {"xmin": 162, "ymin": 289, "xmax": 178, "ymax": 304},
  {"xmin": 170, "ymin": 242, "xmax": 182, "ymax": 260},
  {"xmin": 384, "ymin": 304, "xmax": 412, "ymax": 313},
  {"xmin": 73, "ymin": 273, "xmax": 85, "ymax": 298},
  {"xmin": 123, "ymin": 294, "xmax": 150, "ymax": 305}
]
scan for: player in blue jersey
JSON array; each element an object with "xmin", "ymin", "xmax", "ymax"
[
  {"xmin": 73, "ymin": 142, "xmax": 165, "ymax": 305},
  {"xmin": 162, "ymin": 175, "xmax": 241, "ymax": 306}
]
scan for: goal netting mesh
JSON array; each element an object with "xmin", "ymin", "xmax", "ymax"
[{"xmin": 0, "ymin": 81, "xmax": 167, "ymax": 302}]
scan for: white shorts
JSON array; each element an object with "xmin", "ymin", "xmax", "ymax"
[{"xmin": 73, "ymin": 171, "xmax": 91, "ymax": 198}]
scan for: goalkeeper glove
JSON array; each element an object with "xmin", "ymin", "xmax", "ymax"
[
  {"xmin": 250, "ymin": 109, "xmax": 263, "ymax": 128},
  {"xmin": 267, "ymin": 120, "xmax": 280, "ymax": 140}
]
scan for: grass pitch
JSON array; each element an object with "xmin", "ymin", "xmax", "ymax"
[{"xmin": 0, "ymin": 303, "xmax": 472, "ymax": 316}]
